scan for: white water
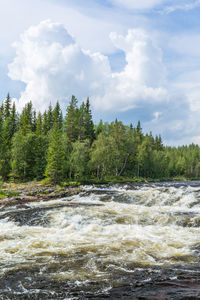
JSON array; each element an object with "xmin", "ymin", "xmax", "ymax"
[{"xmin": 0, "ymin": 183, "xmax": 200, "ymax": 283}]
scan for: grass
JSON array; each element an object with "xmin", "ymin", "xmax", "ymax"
[
  {"xmin": 0, "ymin": 190, "xmax": 20, "ymax": 199},
  {"xmin": 56, "ymin": 176, "xmax": 200, "ymax": 186}
]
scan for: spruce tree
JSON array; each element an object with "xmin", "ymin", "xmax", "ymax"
[
  {"xmin": 36, "ymin": 112, "xmax": 43, "ymax": 136},
  {"xmin": 0, "ymin": 102, "xmax": 4, "ymax": 117},
  {"xmin": 19, "ymin": 101, "xmax": 34, "ymax": 134},
  {"xmin": 32, "ymin": 110, "xmax": 37, "ymax": 132},
  {"xmin": 4, "ymin": 93, "xmax": 11, "ymax": 119},
  {"xmin": 53, "ymin": 101, "xmax": 63, "ymax": 129},
  {"xmin": 45, "ymin": 122, "xmax": 65, "ymax": 183},
  {"xmin": 34, "ymin": 135, "xmax": 48, "ymax": 180},
  {"xmin": 10, "ymin": 102, "xmax": 18, "ymax": 137},
  {"xmin": 64, "ymin": 95, "xmax": 80, "ymax": 145},
  {"xmin": 155, "ymin": 135, "xmax": 164, "ymax": 151},
  {"xmin": 84, "ymin": 97, "xmax": 95, "ymax": 143},
  {"xmin": 0, "ymin": 108, "xmax": 4, "ymax": 173},
  {"xmin": 136, "ymin": 121, "xmax": 143, "ymax": 143},
  {"xmin": 0, "ymin": 95, "xmax": 16, "ymax": 180},
  {"xmin": 42, "ymin": 111, "xmax": 49, "ymax": 135},
  {"xmin": 78, "ymin": 102, "xmax": 86, "ymax": 141},
  {"xmin": 47, "ymin": 104, "xmax": 53, "ymax": 131}
]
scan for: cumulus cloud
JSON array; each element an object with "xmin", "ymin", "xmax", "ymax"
[
  {"xmin": 8, "ymin": 20, "xmax": 112, "ymax": 111},
  {"xmin": 94, "ymin": 29, "xmax": 168, "ymax": 111},
  {"xmin": 8, "ymin": 20, "xmax": 200, "ymax": 145},
  {"xmin": 8, "ymin": 20, "xmax": 168, "ymax": 113}
]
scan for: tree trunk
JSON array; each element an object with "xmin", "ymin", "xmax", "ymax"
[{"xmin": 119, "ymin": 154, "xmax": 130, "ymax": 176}]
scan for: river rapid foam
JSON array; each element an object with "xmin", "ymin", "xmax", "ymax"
[{"xmin": 0, "ymin": 181, "xmax": 200, "ymax": 299}]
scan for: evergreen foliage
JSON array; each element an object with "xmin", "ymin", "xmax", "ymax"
[
  {"xmin": 45, "ymin": 123, "xmax": 65, "ymax": 183},
  {"xmin": 64, "ymin": 95, "xmax": 80, "ymax": 145},
  {"xmin": 0, "ymin": 93, "xmax": 200, "ymax": 183}
]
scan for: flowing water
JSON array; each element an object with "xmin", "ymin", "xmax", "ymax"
[{"xmin": 0, "ymin": 181, "xmax": 200, "ymax": 299}]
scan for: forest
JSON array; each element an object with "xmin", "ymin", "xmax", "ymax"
[{"xmin": 0, "ymin": 93, "xmax": 200, "ymax": 183}]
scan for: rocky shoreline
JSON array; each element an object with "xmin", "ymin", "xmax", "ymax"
[
  {"xmin": 1, "ymin": 179, "xmax": 200, "ymax": 207},
  {"xmin": 0, "ymin": 183, "xmax": 82, "ymax": 206}
]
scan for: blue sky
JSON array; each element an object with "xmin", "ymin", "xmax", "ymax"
[{"xmin": 1, "ymin": 0, "xmax": 200, "ymax": 145}]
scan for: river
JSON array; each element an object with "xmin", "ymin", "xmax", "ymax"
[{"xmin": 0, "ymin": 181, "xmax": 200, "ymax": 299}]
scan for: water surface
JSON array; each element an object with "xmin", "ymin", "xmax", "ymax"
[{"xmin": 0, "ymin": 181, "xmax": 200, "ymax": 299}]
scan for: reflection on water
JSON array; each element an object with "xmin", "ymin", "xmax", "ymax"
[{"xmin": 0, "ymin": 181, "xmax": 200, "ymax": 299}]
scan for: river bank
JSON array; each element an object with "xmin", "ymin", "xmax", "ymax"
[
  {"xmin": 0, "ymin": 182, "xmax": 82, "ymax": 206},
  {"xmin": 0, "ymin": 176, "xmax": 200, "ymax": 207}
]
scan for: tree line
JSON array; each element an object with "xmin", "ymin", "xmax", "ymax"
[{"xmin": 0, "ymin": 93, "xmax": 200, "ymax": 183}]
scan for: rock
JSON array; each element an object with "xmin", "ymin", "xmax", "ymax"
[{"xmin": 0, "ymin": 184, "xmax": 82, "ymax": 207}]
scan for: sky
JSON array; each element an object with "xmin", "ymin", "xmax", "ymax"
[{"xmin": 1, "ymin": 0, "xmax": 200, "ymax": 145}]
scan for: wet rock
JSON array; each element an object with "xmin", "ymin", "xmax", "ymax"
[
  {"xmin": 0, "ymin": 185, "xmax": 82, "ymax": 207},
  {"xmin": 16, "ymin": 203, "xmax": 30, "ymax": 209},
  {"xmin": 1, "ymin": 266, "xmax": 200, "ymax": 299}
]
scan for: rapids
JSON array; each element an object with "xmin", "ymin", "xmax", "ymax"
[{"xmin": 0, "ymin": 181, "xmax": 200, "ymax": 299}]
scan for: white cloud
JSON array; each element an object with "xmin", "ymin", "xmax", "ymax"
[
  {"xmin": 0, "ymin": 0, "xmax": 126, "ymax": 57},
  {"xmin": 8, "ymin": 20, "xmax": 111, "ymax": 111},
  {"xmin": 109, "ymin": 0, "xmax": 168, "ymax": 10},
  {"xmin": 174, "ymin": 70, "xmax": 200, "ymax": 112},
  {"xmin": 143, "ymin": 79, "xmax": 200, "ymax": 146},
  {"xmin": 163, "ymin": 0, "xmax": 200, "ymax": 14},
  {"xmin": 8, "ymin": 21, "xmax": 168, "ymax": 113},
  {"xmin": 94, "ymin": 29, "xmax": 168, "ymax": 111},
  {"xmin": 7, "ymin": 20, "xmax": 200, "ymax": 146},
  {"xmin": 153, "ymin": 111, "xmax": 162, "ymax": 120}
]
